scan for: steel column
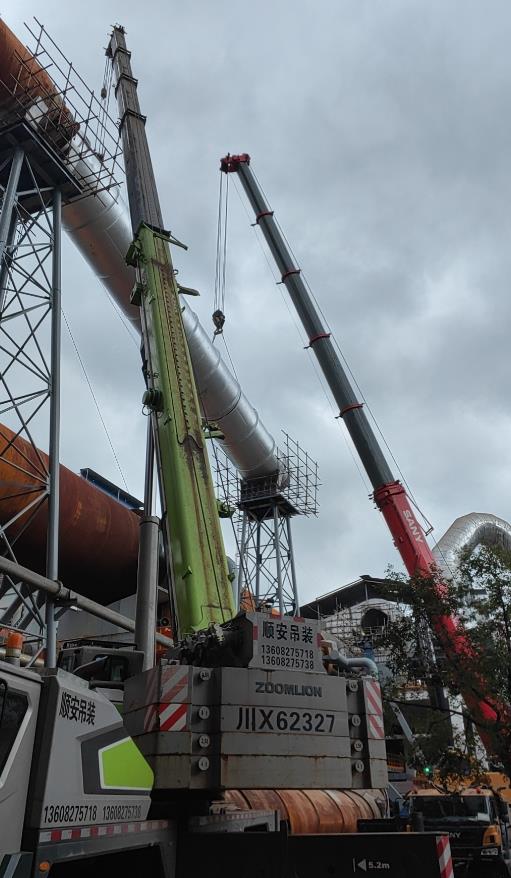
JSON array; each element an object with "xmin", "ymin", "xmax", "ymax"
[
  {"xmin": 45, "ymin": 188, "xmax": 62, "ymax": 667},
  {"xmin": 286, "ymin": 517, "xmax": 299, "ymax": 615},
  {"xmin": 0, "ymin": 210, "xmax": 18, "ymax": 314},
  {"xmin": 236, "ymin": 511, "xmax": 248, "ymax": 610},
  {"xmin": 273, "ymin": 504, "xmax": 284, "ymax": 616},
  {"xmin": 0, "ymin": 148, "xmax": 23, "ymax": 269},
  {"xmin": 135, "ymin": 515, "xmax": 160, "ymax": 669},
  {"xmin": 255, "ymin": 521, "xmax": 261, "ymax": 603},
  {"xmin": 135, "ymin": 417, "xmax": 159, "ymax": 671}
]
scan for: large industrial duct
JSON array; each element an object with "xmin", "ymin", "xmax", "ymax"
[
  {"xmin": 0, "ymin": 19, "xmax": 281, "ymax": 484},
  {"xmin": 433, "ymin": 512, "xmax": 511, "ymax": 577}
]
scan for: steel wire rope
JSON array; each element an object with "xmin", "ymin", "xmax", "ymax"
[
  {"xmin": 103, "ymin": 288, "xmax": 140, "ymax": 349},
  {"xmin": 213, "ymin": 171, "xmax": 224, "ymax": 317},
  {"xmin": 61, "ymin": 308, "xmax": 129, "ymax": 492},
  {"xmin": 249, "ymin": 168, "xmax": 434, "ymax": 535},
  {"xmin": 96, "ymin": 53, "xmax": 114, "ymax": 158},
  {"xmin": 213, "ymin": 171, "xmax": 230, "ymax": 340},
  {"xmin": 221, "ymin": 173, "xmax": 229, "ymax": 315},
  {"xmin": 208, "ymin": 179, "xmax": 264, "ymax": 603}
]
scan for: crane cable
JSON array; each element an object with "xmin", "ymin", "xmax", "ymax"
[{"xmin": 213, "ymin": 170, "xmax": 229, "ymax": 340}]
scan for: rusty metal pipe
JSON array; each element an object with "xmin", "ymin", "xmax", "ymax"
[
  {"xmin": 0, "ymin": 423, "xmax": 139, "ymax": 603},
  {"xmin": 224, "ymin": 788, "xmax": 384, "ymax": 834}
]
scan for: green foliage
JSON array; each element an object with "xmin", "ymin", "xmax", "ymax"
[{"xmin": 377, "ymin": 545, "xmax": 511, "ymax": 778}]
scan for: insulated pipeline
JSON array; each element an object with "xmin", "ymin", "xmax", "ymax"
[{"xmin": 433, "ymin": 512, "xmax": 511, "ymax": 577}]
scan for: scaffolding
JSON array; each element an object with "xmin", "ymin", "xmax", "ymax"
[
  {"xmin": 0, "ymin": 19, "xmax": 122, "ymax": 661},
  {"xmin": 321, "ymin": 594, "xmax": 398, "ymax": 665},
  {"xmin": 214, "ymin": 432, "xmax": 319, "ymax": 614}
]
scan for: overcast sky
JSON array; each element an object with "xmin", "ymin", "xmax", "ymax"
[{"xmin": 3, "ymin": 0, "xmax": 511, "ymax": 607}]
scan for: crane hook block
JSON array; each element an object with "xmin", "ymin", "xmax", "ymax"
[{"xmin": 212, "ymin": 309, "xmax": 225, "ymax": 333}]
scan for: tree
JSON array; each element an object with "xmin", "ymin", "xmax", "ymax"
[{"xmin": 377, "ymin": 544, "xmax": 511, "ymax": 780}]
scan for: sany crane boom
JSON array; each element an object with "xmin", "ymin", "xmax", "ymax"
[
  {"xmin": 220, "ymin": 153, "xmax": 497, "ymax": 732},
  {"xmin": 105, "ymin": 30, "xmax": 235, "ymax": 636}
]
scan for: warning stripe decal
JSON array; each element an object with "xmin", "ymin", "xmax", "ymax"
[
  {"xmin": 367, "ymin": 712, "xmax": 385, "ymax": 740},
  {"xmin": 436, "ymin": 835, "xmax": 454, "ymax": 878},
  {"xmin": 363, "ymin": 679, "xmax": 383, "ymax": 715},
  {"xmin": 363, "ymin": 679, "xmax": 385, "ymax": 739},
  {"xmin": 39, "ymin": 820, "xmax": 170, "ymax": 845},
  {"xmin": 161, "ymin": 666, "xmax": 189, "ymax": 703},
  {"xmin": 159, "ymin": 701, "xmax": 188, "ymax": 731}
]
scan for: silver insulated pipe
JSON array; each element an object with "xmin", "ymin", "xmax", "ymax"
[
  {"xmin": 62, "ymin": 167, "xmax": 281, "ymax": 482},
  {"xmin": 433, "ymin": 512, "xmax": 511, "ymax": 577}
]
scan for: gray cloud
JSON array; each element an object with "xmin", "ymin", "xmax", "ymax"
[{"xmin": 3, "ymin": 0, "xmax": 511, "ymax": 605}]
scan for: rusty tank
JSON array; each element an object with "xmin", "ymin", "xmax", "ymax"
[
  {"xmin": 0, "ymin": 423, "xmax": 139, "ymax": 603},
  {"xmin": 225, "ymin": 788, "xmax": 384, "ymax": 834}
]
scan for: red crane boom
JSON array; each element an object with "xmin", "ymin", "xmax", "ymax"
[{"xmin": 221, "ymin": 153, "xmax": 497, "ymax": 734}]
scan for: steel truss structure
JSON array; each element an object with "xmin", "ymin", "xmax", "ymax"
[
  {"xmin": 0, "ymin": 20, "xmax": 122, "ymax": 662},
  {"xmin": 215, "ymin": 432, "xmax": 319, "ymax": 615},
  {"xmin": 0, "ymin": 146, "xmax": 61, "ymax": 651}
]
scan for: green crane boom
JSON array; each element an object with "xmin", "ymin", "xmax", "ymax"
[{"xmin": 108, "ymin": 29, "xmax": 235, "ymax": 635}]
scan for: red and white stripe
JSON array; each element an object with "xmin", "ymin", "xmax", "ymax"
[
  {"xmin": 160, "ymin": 665, "xmax": 189, "ymax": 703},
  {"xmin": 436, "ymin": 834, "xmax": 454, "ymax": 878},
  {"xmin": 363, "ymin": 678, "xmax": 383, "ymax": 715},
  {"xmin": 367, "ymin": 712, "xmax": 385, "ymax": 739},
  {"xmin": 363, "ymin": 679, "xmax": 385, "ymax": 740},
  {"xmin": 142, "ymin": 666, "xmax": 190, "ymax": 730},
  {"xmin": 158, "ymin": 701, "xmax": 188, "ymax": 731},
  {"xmin": 39, "ymin": 819, "xmax": 169, "ymax": 844}
]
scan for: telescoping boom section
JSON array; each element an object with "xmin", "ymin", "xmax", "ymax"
[
  {"xmin": 107, "ymin": 28, "xmax": 235, "ymax": 635},
  {"xmin": 220, "ymin": 152, "xmax": 497, "ymax": 733}
]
